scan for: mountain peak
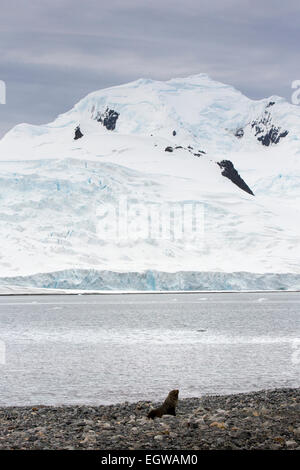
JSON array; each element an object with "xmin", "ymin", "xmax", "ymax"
[{"xmin": 0, "ymin": 74, "xmax": 299, "ymax": 277}]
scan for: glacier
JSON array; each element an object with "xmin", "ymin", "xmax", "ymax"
[
  {"xmin": 0, "ymin": 73, "xmax": 300, "ymax": 291},
  {"xmin": 1, "ymin": 269, "xmax": 300, "ymax": 292}
]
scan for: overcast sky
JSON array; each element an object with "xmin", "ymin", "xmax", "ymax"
[{"xmin": 0, "ymin": 0, "xmax": 299, "ymax": 137}]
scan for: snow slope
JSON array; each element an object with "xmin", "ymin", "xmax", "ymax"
[{"xmin": 0, "ymin": 73, "xmax": 299, "ymax": 289}]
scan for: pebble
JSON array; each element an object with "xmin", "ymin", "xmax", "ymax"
[
  {"xmin": 0, "ymin": 388, "xmax": 298, "ymax": 450},
  {"xmin": 286, "ymin": 439, "xmax": 298, "ymax": 448}
]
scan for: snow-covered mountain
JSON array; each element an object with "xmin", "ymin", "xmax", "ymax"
[{"xmin": 0, "ymin": 73, "xmax": 300, "ymax": 290}]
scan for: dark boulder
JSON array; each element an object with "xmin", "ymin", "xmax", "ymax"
[
  {"xmin": 165, "ymin": 146, "xmax": 174, "ymax": 152},
  {"xmin": 235, "ymin": 128, "xmax": 244, "ymax": 139},
  {"xmin": 173, "ymin": 130, "xmax": 177, "ymax": 136},
  {"xmin": 74, "ymin": 126, "xmax": 83, "ymax": 140}
]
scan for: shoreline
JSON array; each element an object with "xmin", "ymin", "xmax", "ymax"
[
  {"xmin": 0, "ymin": 388, "xmax": 299, "ymax": 450},
  {"xmin": 1, "ymin": 289, "xmax": 300, "ymax": 296}
]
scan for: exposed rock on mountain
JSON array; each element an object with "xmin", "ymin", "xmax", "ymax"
[
  {"xmin": 74, "ymin": 126, "xmax": 83, "ymax": 140},
  {"xmin": 95, "ymin": 107, "xmax": 119, "ymax": 130},
  {"xmin": 235, "ymin": 128, "xmax": 244, "ymax": 138},
  {"xmin": 251, "ymin": 108, "xmax": 288, "ymax": 146},
  {"xmin": 217, "ymin": 160, "xmax": 254, "ymax": 196}
]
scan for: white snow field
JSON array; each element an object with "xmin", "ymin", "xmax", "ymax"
[{"xmin": 0, "ymin": 73, "xmax": 300, "ymax": 290}]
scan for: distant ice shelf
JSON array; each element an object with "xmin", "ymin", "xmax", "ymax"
[{"xmin": 1, "ymin": 269, "xmax": 300, "ymax": 292}]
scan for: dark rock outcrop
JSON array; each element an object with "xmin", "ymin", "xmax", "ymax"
[
  {"xmin": 234, "ymin": 128, "xmax": 244, "ymax": 139},
  {"xmin": 96, "ymin": 107, "xmax": 119, "ymax": 130},
  {"xmin": 195, "ymin": 149, "xmax": 206, "ymax": 155},
  {"xmin": 257, "ymin": 127, "xmax": 288, "ymax": 146},
  {"xmin": 164, "ymin": 144, "xmax": 207, "ymax": 157},
  {"xmin": 266, "ymin": 101, "xmax": 275, "ymax": 108},
  {"xmin": 217, "ymin": 160, "xmax": 254, "ymax": 196},
  {"xmin": 74, "ymin": 126, "xmax": 83, "ymax": 140},
  {"xmin": 251, "ymin": 108, "xmax": 288, "ymax": 146}
]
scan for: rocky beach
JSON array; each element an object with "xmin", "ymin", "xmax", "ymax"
[{"xmin": 0, "ymin": 388, "xmax": 299, "ymax": 450}]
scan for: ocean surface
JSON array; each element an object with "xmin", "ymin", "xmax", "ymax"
[{"xmin": 0, "ymin": 292, "xmax": 299, "ymax": 405}]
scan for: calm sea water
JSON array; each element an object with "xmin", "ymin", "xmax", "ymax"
[{"xmin": 0, "ymin": 292, "xmax": 299, "ymax": 405}]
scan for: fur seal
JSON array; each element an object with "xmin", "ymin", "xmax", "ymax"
[{"xmin": 147, "ymin": 389, "xmax": 179, "ymax": 419}]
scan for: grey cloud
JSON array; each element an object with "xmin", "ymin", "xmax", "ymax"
[{"xmin": 0, "ymin": 0, "xmax": 299, "ymax": 137}]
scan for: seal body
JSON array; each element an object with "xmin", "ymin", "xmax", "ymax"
[{"xmin": 147, "ymin": 390, "xmax": 179, "ymax": 419}]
